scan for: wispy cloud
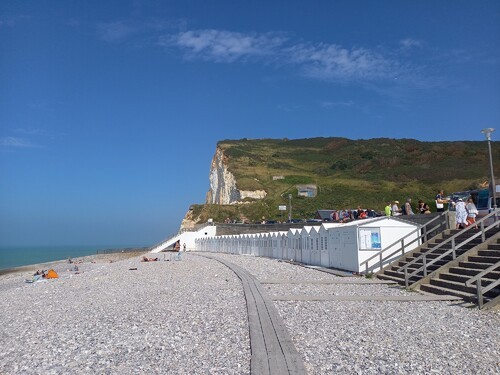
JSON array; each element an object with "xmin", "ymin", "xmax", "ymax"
[
  {"xmin": 0, "ymin": 14, "xmax": 31, "ymax": 27},
  {"xmin": 97, "ymin": 19, "xmax": 186, "ymax": 44},
  {"xmin": 287, "ymin": 43, "xmax": 400, "ymax": 82},
  {"xmin": 0, "ymin": 136, "xmax": 39, "ymax": 148},
  {"xmin": 400, "ymin": 38, "xmax": 422, "ymax": 50},
  {"xmin": 161, "ymin": 29, "xmax": 287, "ymax": 63},
  {"xmin": 321, "ymin": 100, "xmax": 355, "ymax": 108},
  {"xmin": 161, "ymin": 29, "xmax": 413, "ymax": 84},
  {"xmin": 15, "ymin": 128, "xmax": 50, "ymax": 136}
]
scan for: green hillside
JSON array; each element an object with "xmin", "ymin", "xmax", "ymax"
[{"xmin": 191, "ymin": 137, "xmax": 499, "ymax": 223}]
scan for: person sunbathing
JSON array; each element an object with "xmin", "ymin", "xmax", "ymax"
[{"xmin": 141, "ymin": 256, "xmax": 159, "ymax": 262}]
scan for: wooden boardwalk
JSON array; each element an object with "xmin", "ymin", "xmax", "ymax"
[{"xmin": 200, "ymin": 255, "xmax": 307, "ymax": 375}]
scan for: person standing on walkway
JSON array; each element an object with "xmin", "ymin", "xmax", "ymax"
[
  {"xmin": 404, "ymin": 198, "xmax": 414, "ymax": 215},
  {"xmin": 435, "ymin": 190, "xmax": 449, "ymax": 212},
  {"xmin": 385, "ymin": 202, "xmax": 392, "ymax": 216},
  {"xmin": 417, "ymin": 200, "xmax": 431, "ymax": 214},
  {"xmin": 455, "ymin": 198, "xmax": 468, "ymax": 229},
  {"xmin": 392, "ymin": 201, "xmax": 401, "ymax": 216},
  {"xmin": 466, "ymin": 198, "xmax": 478, "ymax": 228}
]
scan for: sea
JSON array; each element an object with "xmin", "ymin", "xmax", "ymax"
[{"xmin": 0, "ymin": 245, "xmax": 148, "ymax": 270}]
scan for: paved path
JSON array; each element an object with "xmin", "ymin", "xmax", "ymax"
[{"xmin": 200, "ymin": 255, "xmax": 307, "ymax": 375}]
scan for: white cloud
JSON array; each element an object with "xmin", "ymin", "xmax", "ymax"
[
  {"xmin": 159, "ymin": 28, "xmax": 439, "ymax": 87},
  {"xmin": 321, "ymin": 100, "xmax": 355, "ymax": 108},
  {"xmin": 161, "ymin": 29, "xmax": 287, "ymax": 62},
  {"xmin": 400, "ymin": 38, "xmax": 422, "ymax": 49},
  {"xmin": 288, "ymin": 43, "xmax": 399, "ymax": 82},
  {"xmin": 15, "ymin": 128, "xmax": 46, "ymax": 136},
  {"xmin": 162, "ymin": 29, "xmax": 405, "ymax": 82},
  {"xmin": 0, "ymin": 137, "xmax": 38, "ymax": 148}
]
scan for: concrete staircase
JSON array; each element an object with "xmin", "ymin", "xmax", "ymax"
[
  {"xmin": 376, "ymin": 211, "xmax": 500, "ymax": 309},
  {"xmin": 377, "ymin": 229, "xmax": 494, "ymax": 285},
  {"xmin": 415, "ymin": 236, "xmax": 500, "ymax": 309}
]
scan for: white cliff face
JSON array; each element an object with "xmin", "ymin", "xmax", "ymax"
[
  {"xmin": 206, "ymin": 147, "xmax": 267, "ymax": 204},
  {"xmin": 240, "ymin": 190, "xmax": 267, "ymax": 200}
]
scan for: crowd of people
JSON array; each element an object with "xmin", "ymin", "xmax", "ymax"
[
  {"xmin": 384, "ymin": 189, "xmax": 479, "ymax": 229},
  {"xmin": 219, "ymin": 189, "xmax": 481, "ymax": 228},
  {"xmin": 385, "ymin": 190, "xmax": 450, "ymax": 217}
]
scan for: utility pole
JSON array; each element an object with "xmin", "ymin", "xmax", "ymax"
[
  {"xmin": 288, "ymin": 194, "xmax": 292, "ymax": 222},
  {"xmin": 481, "ymin": 128, "xmax": 497, "ymax": 211}
]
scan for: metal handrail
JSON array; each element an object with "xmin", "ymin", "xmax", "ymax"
[
  {"xmin": 149, "ymin": 223, "xmax": 212, "ymax": 251},
  {"xmin": 360, "ymin": 212, "xmax": 448, "ymax": 273},
  {"xmin": 400, "ymin": 209, "xmax": 499, "ymax": 287},
  {"xmin": 465, "ymin": 260, "xmax": 500, "ymax": 309},
  {"xmin": 465, "ymin": 260, "xmax": 500, "ymax": 287}
]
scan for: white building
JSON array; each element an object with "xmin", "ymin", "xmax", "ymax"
[{"xmin": 186, "ymin": 217, "xmax": 421, "ymax": 274}]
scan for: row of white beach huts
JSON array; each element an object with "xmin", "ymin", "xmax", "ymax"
[{"xmin": 194, "ymin": 217, "xmax": 422, "ymax": 273}]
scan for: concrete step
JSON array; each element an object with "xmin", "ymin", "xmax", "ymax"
[
  {"xmin": 383, "ymin": 269, "xmax": 421, "ymax": 284},
  {"xmin": 419, "ymin": 283, "xmax": 473, "ymax": 302},
  {"xmin": 446, "ymin": 239, "xmax": 479, "ymax": 246},
  {"xmin": 439, "ymin": 230, "xmax": 500, "ymax": 243},
  {"xmin": 449, "ymin": 266, "xmax": 500, "ymax": 279},
  {"xmin": 478, "ymin": 249, "xmax": 500, "ymax": 257},
  {"xmin": 405, "ymin": 262, "xmax": 441, "ymax": 272},
  {"xmin": 467, "ymin": 255, "xmax": 500, "ymax": 264},
  {"xmin": 376, "ymin": 273, "xmax": 405, "ymax": 284},
  {"xmin": 381, "ymin": 269, "xmax": 404, "ymax": 279},
  {"xmin": 430, "ymin": 278, "xmax": 500, "ymax": 298},
  {"xmin": 489, "ymin": 244, "xmax": 500, "ymax": 250},
  {"xmin": 398, "ymin": 254, "xmax": 452, "ymax": 264},
  {"xmin": 458, "ymin": 261, "xmax": 495, "ymax": 270},
  {"xmin": 429, "ymin": 278, "xmax": 477, "ymax": 295},
  {"xmin": 411, "ymin": 251, "xmax": 450, "ymax": 260},
  {"xmin": 419, "ymin": 247, "xmax": 446, "ymax": 254},
  {"xmin": 437, "ymin": 234, "xmax": 482, "ymax": 242},
  {"xmin": 439, "ymin": 272, "xmax": 496, "ymax": 286},
  {"xmin": 401, "ymin": 257, "xmax": 451, "ymax": 267}
]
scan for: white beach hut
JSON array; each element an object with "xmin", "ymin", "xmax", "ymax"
[
  {"xmin": 298, "ymin": 226, "xmax": 315, "ymax": 264},
  {"xmin": 285, "ymin": 228, "xmax": 301, "ymax": 261},
  {"xmin": 261, "ymin": 232, "xmax": 272, "ymax": 257},
  {"xmin": 271, "ymin": 231, "xmax": 287, "ymax": 259},
  {"xmin": 323, "ymin": 217, "xmax": 420, "ymax": 273},
  {"xmin": 268, "ymin": 232, "xmax": 285, "ymax": 259},
  {"xmin": 249, "ymin": 233, "xmax": 260, "ymax": 256}
]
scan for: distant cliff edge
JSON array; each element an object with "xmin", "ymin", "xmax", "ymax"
[
  {"xmin": 205, "ymin": 146, "xmax": 266, "ymax": 205},
  {"xmin": 179, "ymin": 137, "xmax": 498, "ymax": 230}
]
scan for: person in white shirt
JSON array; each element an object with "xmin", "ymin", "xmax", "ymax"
[
  {"xmin": 391, "ymin": 200, "xmax": 401, "ymax": 216},
  {"xmin": 435, "ymin": 190, "xmax": 449, "ymax": 212}
]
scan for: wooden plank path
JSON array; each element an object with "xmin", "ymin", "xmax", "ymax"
[
  {"xmin": 271, "ymin": 294, "xmax": 463, "ymax": 302},
  {"xmin": 260, "ymin": 279, "xmax": 397, "ymax": 285},
  {"xmin": 199, "ymin": 255, "xmax": 307, "ymax": 375}
]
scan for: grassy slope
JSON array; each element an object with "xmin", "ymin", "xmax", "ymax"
[{"xmin": 191, "ymin": 137, "xmax": 499, "ymax": 223}]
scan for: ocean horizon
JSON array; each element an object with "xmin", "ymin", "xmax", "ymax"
[{"xmin": 0, "ymin": 245, "xmax": 149, "ymax": 270}]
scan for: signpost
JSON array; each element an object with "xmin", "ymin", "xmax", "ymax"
[{"xmin": 279, "ymin": 205, "xmax": 287, "ymax": 220}]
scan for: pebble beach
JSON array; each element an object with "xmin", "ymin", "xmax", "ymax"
[{"xmin": 0, "ymin": 251, "xmax": 498, "ymax": 374}]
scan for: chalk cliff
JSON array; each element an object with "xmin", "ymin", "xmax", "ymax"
[{"xmin": 206, "ymin": 146, "xmax": 266, "ymax": 204}]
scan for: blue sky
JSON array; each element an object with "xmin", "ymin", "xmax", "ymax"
[{"xmin": 1, "ymin": 1, "xmax": 499, "ymax": 246}]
